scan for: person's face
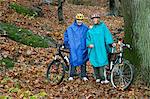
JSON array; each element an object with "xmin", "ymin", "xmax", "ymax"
[
  {"xmin": 76, "ymin": 19, "xmax": 83, "ymax": 25},
  {"xmin": 92, "ymin": 18, "xmax": 100, "ymax": 24}
]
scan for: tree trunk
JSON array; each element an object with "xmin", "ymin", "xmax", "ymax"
[
  {"xmin": 109, "ymin": 0, "xmax": 122, "ymax": 16},
  {"xmin": 122, "ymin": 0, "xmax": 150, "ymax": 85},
  {"xmin": 58, "ymin": 0, "xmax": 64, "ymax": 23}
]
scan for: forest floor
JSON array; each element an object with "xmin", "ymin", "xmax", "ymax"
[{"xmin": 0, "ymin": 0, "xmax": 150, "ymax": 98}]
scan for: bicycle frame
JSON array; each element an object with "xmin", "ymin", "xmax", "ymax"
[
  {"xmin": 53, "ymin": 44, "xmax": 70, "ymax": 67},
  {"xmin": 109, "ymin": 39, "xmax": 131, "ymax": 71}
]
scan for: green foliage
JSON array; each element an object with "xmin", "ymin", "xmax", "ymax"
[
  {"xmin": 29, "ymin": 96, "xmax": 37, "ymax": 99},
  {"xmin": 0, "ymin": 76, "xmax": 48, "ymax": 99},
  {"xmin": 0, "ymin": 76, "xmax": 12, "ymax": 84},
  {"xmin": 9, "ymin": 2, "xmax": 38, "ymax": 17},
  {"xmin": 0, "ymin": 96, "xmax": 12, "ymax": 99},
  {"xmin": 0, "ymin": 57, "xmax": 14, "ymax": 69},
  {"xmin": 9, "ymin": 87, "xmax": 20, "ymax": 93},
  {"xmin": 0, "ymin": 0, "xmax": 5, "ymax": 3},
  {"xmin": 19, "ymin": 90, "xmax": 47, "ymax": 99},
  {"xmin": 30, "ymin": 91, "xmax": 47, "ymax": 99},
  {"xmin": 0, "ymin": 22, "xmax": 55, "ymax": 48},
  {"xmin": 37, "ymin": 91, "xmax": 47, "ymax": 97}
]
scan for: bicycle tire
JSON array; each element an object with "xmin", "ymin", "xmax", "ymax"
[
  {"xmin": 110, "ymin": 59, "xmax": 134, "ymax": 90},
  {"xmin": 46, "ymin": 60, "xmax": 65, "ymax": 85}
]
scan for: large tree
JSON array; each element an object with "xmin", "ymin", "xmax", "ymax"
[
  {"xmin": 109, "ymin": 0, "xmax": 122, "ymax": 16},
  {"xmin": 122, "ymin": 0, "xmax": 150, "ymax": 85}
]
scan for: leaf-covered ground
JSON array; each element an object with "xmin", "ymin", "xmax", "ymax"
[{"xmin": 0, "ymin": 0, "xmax": 150, "ymax": 98}]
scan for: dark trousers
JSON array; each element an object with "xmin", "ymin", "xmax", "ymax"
[
  {"xmin": 93, "ymin": 66, "xmax": 105, "ymax": 80},
  {"xmin": 69, "ymin": 63, "xmax": 87, "ymax": 77}
]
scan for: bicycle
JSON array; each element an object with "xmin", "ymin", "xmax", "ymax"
[
  {"xmin": 107, "ymin": 38, "xmax": 134, "ymax": 90},
  {"xmin": 46, "ymin": 39, "xmax": 134, "ymax": 90},
  {"xmin": 46, "ymin": 44, "xmax": 70, "ymax": 85}
]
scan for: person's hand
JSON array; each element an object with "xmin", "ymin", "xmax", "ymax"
[
  {"xmin": 112, "ymin": 43, "xmax": 116, "ymax": 47},
  {"xmin": 88, "ymin": 44, "xmax": 94, "ymax": 48},
  {"xmin": 89, "ymin": 25, "xmax": 93, "ymax": 29}
]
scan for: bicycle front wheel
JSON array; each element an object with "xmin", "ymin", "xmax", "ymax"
[
  {"xmin": 110, "ymin": 59, "xmax": 134, "ymax": 90},
  {"xmin": 46, "ymin": 60, "xmax": 65, "ymax": 85}
]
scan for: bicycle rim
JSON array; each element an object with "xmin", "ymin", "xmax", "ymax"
[
  {"xmin": 111, "ymin": 59, "xmax": 134, "ymax": 90},
  {"xmin": 46, "ymin": 60, "xmax": 65, "ymax": 85}
]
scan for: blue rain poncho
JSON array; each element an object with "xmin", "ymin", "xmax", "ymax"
[
  {"xmin": 86, "ymin": 21, "xmax": 114, "ymax": 67},
  {"xmin": 64, "ymin": 20, "xmax": 89, "ymax": 66}
]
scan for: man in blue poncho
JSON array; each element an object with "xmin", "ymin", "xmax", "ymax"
[{"xmin": 64, "ymin": 13, "xmax": 89, "ymax": 81}]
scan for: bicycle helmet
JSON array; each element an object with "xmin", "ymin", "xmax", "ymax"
[
  {"xmin": 91, "ymin": 13, "xmax": 100, "ymax": 19},
  {"xmin": 76, "ymin": 13, "xmax": 84, "ymax": 20}
]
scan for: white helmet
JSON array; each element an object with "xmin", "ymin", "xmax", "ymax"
[{"xmin": 91, "ymin": 14, "xmax": 100, "ymax": 19}]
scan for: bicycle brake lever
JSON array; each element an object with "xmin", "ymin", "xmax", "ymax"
[
  {"xmin": 126, "ymin": 44, "xmax": 131, "ymax": 49},
  {"xmin": 124, "ymin": 44, "xmax": 132, "ymax": 50}
]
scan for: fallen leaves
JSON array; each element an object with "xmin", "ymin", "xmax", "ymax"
[{"xmin": 0, "ymin": 0, "xmax": 150, "ymax": 98}]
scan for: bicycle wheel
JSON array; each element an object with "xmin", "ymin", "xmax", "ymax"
[
  {"xmin": 46, "ymin": 60, "xmax": 65, "ymax": 85},
  {"xmin": 110, "ymin": 59, "xmax": 134, "ymax": 90}
]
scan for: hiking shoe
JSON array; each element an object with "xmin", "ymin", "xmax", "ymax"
[
  {"xmin": 101, "ymin": 80, "xmax": 109, "ymax": 84},
  {"xmin": 82, "ymin": 77, "xmax": 88, "ymax": 81},
  {"xmin": 96, "ymin": 79, "xmax": 101, "ymax": 83},
  {"xmin": 68, "ymin": 77, "xmax": 74, "ymax": 81}
]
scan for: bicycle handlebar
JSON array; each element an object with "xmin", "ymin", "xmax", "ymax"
[
  {"xmin": 55, "ymin": 44, "xmax": 69, "ymax": 53},
  {"xmin": 122, "ymin": 43, "xmax": 132, "ymax": 50},
  {"xmin": 110, "ymin": 41, "xmax": 132, "ymax": 53}
]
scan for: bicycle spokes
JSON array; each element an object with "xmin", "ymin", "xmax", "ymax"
[
  {"xmin": 111, "ymin": 60, "xmax": 134, "ymax": 90},
  {"xmin": 46, "ymin": 60, "xmax": 65, "ymax": 85}
]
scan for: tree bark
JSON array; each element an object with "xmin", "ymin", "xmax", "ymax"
[
  {"xmin": 109, "ymin": 0, "xmax": 122, "ymax": 16},
  {"xmin": 58, "ymin": 0, "xmax": 64, "ymax": 23},
  {"xmin": 122, "ymin": 0, "xmax": 150, "ymax": 85}
]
